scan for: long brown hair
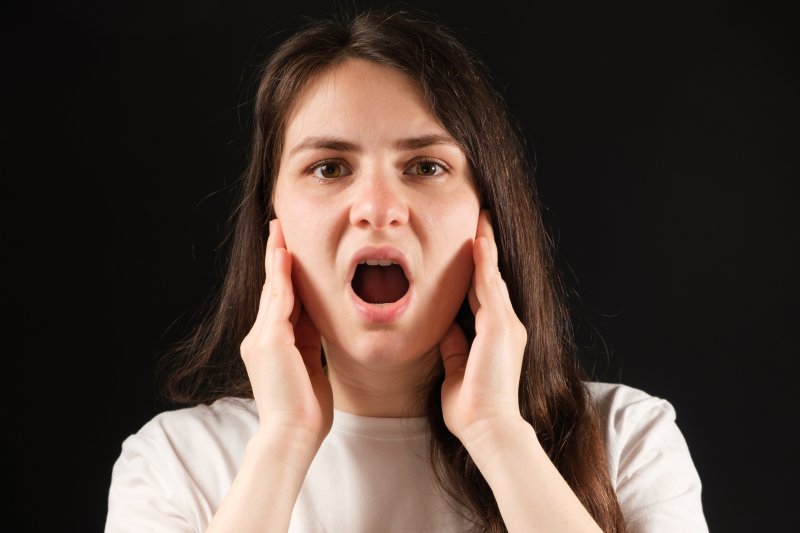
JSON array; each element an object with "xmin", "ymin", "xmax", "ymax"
[{"xmin": 158, "ymin": 7, "xmax": 625, "ymax": 532}]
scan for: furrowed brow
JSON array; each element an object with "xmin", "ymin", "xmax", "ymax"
[
  {"xmin": 287, "ymin": 133, "xmax": 459, "ymax": 157},
  {"xmin": 288, "ymin": 136, "xmax": 360, "ymax": 157},
  {"xmin": 394, "ymin": 134, "xmax": 459, "ymax": 151}
]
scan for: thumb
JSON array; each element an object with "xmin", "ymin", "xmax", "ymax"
[{"xmin": 439, "ymin": 322, "xmax": 469, "ymax": 378}]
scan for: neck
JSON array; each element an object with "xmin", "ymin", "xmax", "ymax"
[{"xmin": 322, "ymin": 339, "xmax": 441, "ymax": 418}]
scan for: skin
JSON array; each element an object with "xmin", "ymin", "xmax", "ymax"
[
  {"xmin": 272, "ymin": 58, "xmax": 480, "ymax": 418},
  {"xmin": 207, "ymin": 58, "xmax": 603, "ymax": 533}
]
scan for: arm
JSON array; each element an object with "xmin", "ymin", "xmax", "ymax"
[
  {"xmin": 205, "ymin": 428, "xmax": 317, "ymax": 533},
  {"xmin": 464, "ymin": 419, "xmax": 602, "ymax": 533},
  {"xmin": 606, "ymin": 386, "xmax": 708, "ymax": 532},
  {"xmin": 207, "ymin": 219, "xmax": 332, "ymax": 533},
  {"xmin": 438, "ymin": 210, "xmax": 601, "ymax": 532}
]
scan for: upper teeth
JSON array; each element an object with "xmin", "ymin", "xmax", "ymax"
[{"xmin": 360, "ymin": 259, "xmax": 396, "ymax": 266}]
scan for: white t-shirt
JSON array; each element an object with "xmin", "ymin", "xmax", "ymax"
[{"xmin": 106, "ymin": 382, "xmax": 708, "ymax": 532}]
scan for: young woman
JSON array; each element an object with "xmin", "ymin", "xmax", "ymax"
[{"xmin": 106, "ymin": 8, "xmax": 707, "ymax": 533}]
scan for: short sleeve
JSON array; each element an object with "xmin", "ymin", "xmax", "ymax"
[
  {"xmin": 104, "ymin": 399, "xmax": 256, "ymax": 532},
  {"xmin": 590, "ymin": 382, "xmax": 708, "ymax": 533},
  {"xmin": 105, "ymin": 430, "xmax": 197, "ymax": 533}
]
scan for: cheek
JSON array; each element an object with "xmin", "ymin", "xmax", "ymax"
[
  {"xmin": 435, "ymin": 191, "xmax": 480, "ymax": 251},
  {"xmin": 274, "ymin": 181, "xmax": 324, "ymax": 259},
  {"xmin": 274, "ymin": 187, "xmax": 322, "ymax": 295},
  {"xmin": 273, "ymin": 184, "xmax": 344, "ymax": 324},
  {"xmin": 280, "ymin": 215, "xmax": 331, "ymax": 326},
  {"xmin": 427, "ymin": 196, "xmax": 480, "ymax": 288},
  {"xmin": 281, "ymin": 216, "xmax": 329, "ymax": 280}
]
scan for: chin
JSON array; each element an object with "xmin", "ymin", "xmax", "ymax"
[{"xmin": 324, "ymin": 329, "xmax": 440, "ymax": 371}]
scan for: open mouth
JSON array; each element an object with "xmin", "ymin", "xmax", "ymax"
[{"xmin": 351, "ymin": 260, "xmax": 410, "ymax": 305}]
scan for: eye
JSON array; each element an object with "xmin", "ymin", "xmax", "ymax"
[
  {"xmin": 309, "ymin": 160, "xmax": 351, "ymax": 181},
  {"xmin": 405, "ymin": 159, "xmax": 449, "ymax": 177}
]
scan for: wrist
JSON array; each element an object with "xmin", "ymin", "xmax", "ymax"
[
  {"xmin": 462, "ymin": 417, "xmax": 540, "ymax": 472},
  {"xmin": 208, "ymin": 424, "xmax": 321, "ymax": 532},
  {"xmin": 248, "ymin": 424, "xmax": 322, "ymax": 473}
]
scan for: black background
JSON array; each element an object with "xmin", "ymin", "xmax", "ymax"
[{"xmin": 5, "ymin": 0, "xmax": 797, "ymax": 531}]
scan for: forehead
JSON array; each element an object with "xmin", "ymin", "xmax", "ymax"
[{"xmin": 282, "ymin": 58, "xmax": 449, "ymax": 148}]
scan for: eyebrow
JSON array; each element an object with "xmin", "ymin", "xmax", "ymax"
[{"xmin": 287, "ymin": 133, "xmax": 459, "ymax": 157}]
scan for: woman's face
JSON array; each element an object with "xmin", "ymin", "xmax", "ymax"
[{"xmin": 273, "ymin": 58, "xmax": 480, "ymax": 368}]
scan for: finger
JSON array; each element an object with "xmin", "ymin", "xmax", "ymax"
[
  {"xmin": 264, "ymin": 218, "xmax": 287, "ymax": 284},
  {"xmin": 472, "ymin": 209, "xmax": 502, "ymax": 309},
  {"xmin": 467, "ymin": 210, "xmax": 494, "ymax": 315},
  {"xmin": 472, "ymin": 232, "xmax": 528, "ymax": 362},
  {"xmin": 264, "ymin": 247, "xmax": 296, "ymax": 326},
  {"xmin": 476, "ymin": 209, "xmax": 498, "ymax": 268},
  {"xmin": 473, "ymin": 233, "xmax": 503, "ymax": 305},
  {"xmin": 253, "ymin": 219, "xmax": 288, "ymax": 327},
  {"xmin": 439, "ymin": 322, "xmax": 469, "ymax": 377},
  {"xmin": 473, "ymin": 232, "xmax": 516, "ymax": 323}
]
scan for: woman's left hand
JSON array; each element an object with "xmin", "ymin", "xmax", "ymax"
[{"xmin": 439, "ymin": 209, "xmax": 530, "ymax": 449}]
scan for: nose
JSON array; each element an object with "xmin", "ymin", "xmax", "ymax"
[{"xmin": 348, "ymin": 170, "xmax": 409, "ymax": 230}]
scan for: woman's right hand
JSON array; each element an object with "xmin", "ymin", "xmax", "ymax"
[
  {"xmin": 240, "ymin": 218, "xmax": 333, "ymax": 460},
  {"xmin": 208, "ymin": 221, "xmax": 332, "ymax": 532}
]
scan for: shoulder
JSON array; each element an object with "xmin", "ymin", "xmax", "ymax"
[
  {"xmin": 131, "ymin": 397, "xmax": 258, "ymax": 453},
  {"xmin": 116, "ymin": 396, "xmax": 259, "ymax": 481},
  {"xmin": 585, "ymin": 381, "xmax": 676, "ymax": 431},
  {"xmin": 107, "ymin": 398, "xmax": 258, "ymax": 531},
  {"xmin": 584, "ymin": 382, "xmax": 708, "ymax": 532},
  {"xmin": 116, "ymin": 395, "xmax": 259, "ymax": 473},
  {"xmin": 584, "ymin": 380, "xmax": 684, "ymax": 472}
]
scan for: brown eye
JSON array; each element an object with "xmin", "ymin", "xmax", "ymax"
[
  {"xmin": 320, "ymin": 163, "xmax": 341, "ymax": 178},
  {"xmin": 311, "ymin": 161, "xmax": 350, "ymax": 180},
  {"xmin": 416, "ymin": 162, "xmax": 438, "ymax": 175},
  {"xmin": 406, "ymin": 160, "xmax": 447, "ymax": 177}
]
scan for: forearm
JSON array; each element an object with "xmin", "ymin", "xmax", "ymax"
[
  {"xmin": 206, "ymin": 429, "xmax": 317, "ymax": 533},
  {"xmin": 465, "ymin": 420, "xmax": 603, "ymax": 533}
]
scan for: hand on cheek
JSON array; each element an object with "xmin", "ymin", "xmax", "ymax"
[
  {"xmin": 438, "ymin": 210, "xmax": 528, "ymax": 447},
  {"xmin": 239, "ymin": 219, "xmax": 333, "ymax": 456}
]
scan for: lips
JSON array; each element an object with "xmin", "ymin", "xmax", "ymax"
[{"xmin": 348, "ymin": 246, "xmax": 413, "ymax": 322}]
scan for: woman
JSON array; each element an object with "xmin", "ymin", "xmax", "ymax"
[{"xmin": 107, "ymin": 8, "xmax": 707, "ymax": 532}]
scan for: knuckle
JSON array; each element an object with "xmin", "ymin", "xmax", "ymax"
[
  {"xmin": 240, "ymin": 331, "xmax": 271, "ymax": 360},
  {"xmin": 240, "ymin": 321, "xmax": 294, "ymax": 364},
  {"xmin": 239, "ymin": 336, "xmax": 253, "ymax": 361},
  {"xmin": 258, "ymin": 284, "xmax": 272, "ymax": 305},
  {"xmin": 270, "ymin": 281, "xmax": 291, "ymax": 301},
  {"xmin": 483, "ymin": 265, "xmax": 501, "ymax": 283},
  {"xmin": 514, "ymin": 321, "xmax": 528, "ymax": 344},
  {"xmin": 490, "ymin": 270, "xmax": 509, "ymax": 293}
]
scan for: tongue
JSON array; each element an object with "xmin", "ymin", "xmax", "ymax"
[{"xmin": 352, "ymin": 264, "xmax": 409, "ymax": 304}]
